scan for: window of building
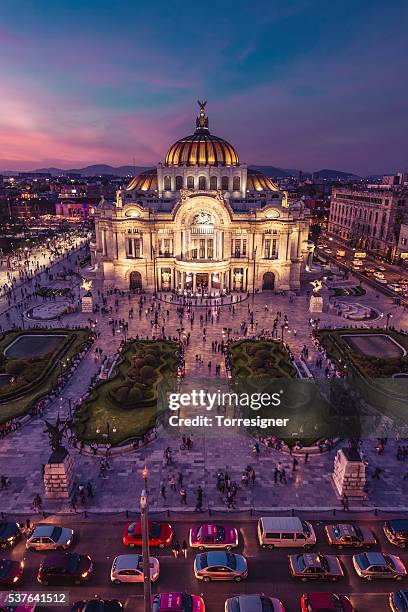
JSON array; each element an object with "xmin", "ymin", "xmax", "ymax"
[
  {"xmin": 207, "ymin": 239, "xmax": 213, "ymax": 259},
  {"xmin": 164, "ymin": 176, "xmax": 171, "ymax": 190},
  {"xmin": 233, "ymin": 239, "xmax": 241, "ymax": 257},
  {"xmin": 175, "ymin": 176, "xmax": 183, "ymax": 190},
  {"xmin": 199, "ymin": 239, "xmax": 206, "ymax": 259},
  {"xmin": 126, "ymin": 237, "xmax": 142, "ymax": 258},
  {"xmin": 221, "ymin": 176, "xmax": 229, "ymax": 190},
  {"xmin": 210, "ymin": 176, "xmax": 218, "ymax": 190},
  {"xmin": 233, "ymin": 176, "xmax": 240, "ymax": 191},
  {"xmin": 198, "ymin": 176, "xmax": 207, "ymax": 190},
  {"xmin": 187, "ymin": 176, "xmax": 194, "ymax": 189}
]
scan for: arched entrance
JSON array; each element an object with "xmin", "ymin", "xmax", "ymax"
[
  {"xmin": 262, "ymin": 272, "xmax": 275, "ymax": 290},
  {"xmin": 129, "ymin": 271, "xmax": 142, "ymax": 291}
]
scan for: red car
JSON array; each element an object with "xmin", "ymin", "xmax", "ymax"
[
  {"xmin": 0, "ymin": 558, "xmax": 24, "ymax": 586},
  {"xmin": 189, "ymin": 524, "xmax": 238, "ymax": 551},
  {"xmin": 152, "ymin": 593, "xmax": 205, "ymax": 612},
  {"xmin": 301, "ymin": 592, "xmax": 354, "ymax": 612},
  {"xmin": 122, "ymin": 521, "xmax": 173, "ymax": 548}
]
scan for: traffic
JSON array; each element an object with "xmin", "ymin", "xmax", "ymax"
[{"xmin": 0, "ymin": 516, "xmax": 407, "ymax": 611}]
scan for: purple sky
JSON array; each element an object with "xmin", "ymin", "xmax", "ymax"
[{"xmin": 0, "ymin": 0, "xmax": 407, "ymax": 175}]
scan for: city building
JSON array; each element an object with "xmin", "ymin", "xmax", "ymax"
[
  {"xmin": 91, "ymin": 102, "xmax": 311, "ymax": 293},
  {"xmin": 328, "ymin": 185, "xmax": 408, "ymax": 260},
  {"xmin": 55, "ymin": 182, "xmax": 115, "ymax": 219},
  {"xmin": 396, "ymin": 222, "xmax": 408, "ymax": 261}
]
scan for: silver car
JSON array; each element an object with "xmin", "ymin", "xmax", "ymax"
[
  {"xmin": 110, "ymin": 554, "xmax": 159, "ymax": 584},
  {"xmin": 194, "ymin": 551, "xmax": 248, "ymax": 582},
  {"xmin": 225, "ymin": 595, "xmax": 284, "ymax": 611},
  {"xmin": 26, "ymin": 525, "xmax": 74, "ymax": 551}
]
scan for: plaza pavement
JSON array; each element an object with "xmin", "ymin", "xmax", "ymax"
[{"xmin": 0, "ymin": 259, "xmax": 408, "ymax": 515}]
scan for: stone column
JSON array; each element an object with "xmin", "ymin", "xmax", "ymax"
[{"xmin": 192, "ymin": 273, "xmax": 197, "ymax": 293}]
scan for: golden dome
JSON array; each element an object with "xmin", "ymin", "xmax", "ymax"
[
  {"xmin": 126, "ymin": 168, "xmax": 157, "ymax": 191},
  {"xmin": 247, "ymin": 169, "xmax": 279, "ymax": 192},
  {"xmin": 165, "ymin": 101, "xmax": 239, "ymax": 167}
]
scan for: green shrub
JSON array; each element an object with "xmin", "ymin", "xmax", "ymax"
[{"xmin": 5, "ymin": 359, "xmax": 27, "ymax": 376}]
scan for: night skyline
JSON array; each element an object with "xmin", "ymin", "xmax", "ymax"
[{"xmin": 1, "ymin": 0, "xmax": 407, "ymax": 175}]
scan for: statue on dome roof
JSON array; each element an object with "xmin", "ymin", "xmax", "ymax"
[{"xmin": 196, "ymin": 100, "xmax": 209, "ymax": 130}]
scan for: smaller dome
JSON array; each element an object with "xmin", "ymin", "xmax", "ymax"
[
  {"xmin": 247, "ymin": 169, "xmax": 279, "ymax": 192},
  {"xmin": 127, "ymin": 168, "xmax": 157, "ymax": 191}
]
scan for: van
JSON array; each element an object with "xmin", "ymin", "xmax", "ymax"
[{"xmin": 257, "ymin": 516, "xmax": 316, "ymax": 549}]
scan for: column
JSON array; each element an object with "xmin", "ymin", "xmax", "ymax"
[
  {"xmin": 180, "ymin": 272, "xmax": 185, "ymax": 291},
  {"xmin": 192, "ymin": 273, "xmax": 197, "ymax": 293},
  {"xmin": 208, "ymin": 272, "xmax": 212, "ymax": 293}
]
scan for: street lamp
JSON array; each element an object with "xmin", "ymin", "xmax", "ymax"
[
  {"xmin": 252, "ymin": 245, "xmax": 257, "ymax": 302},
  {"xmin": 140, "ymin": 488, "xmax": 151, "ymax": 612}
]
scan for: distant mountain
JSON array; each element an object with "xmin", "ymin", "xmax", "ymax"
[
  {"xmin": 249, "ymin": 165, "xmax": 304, "ymax": 178},
  {"xmin": 312, "ymin": 168, "xmax": 361, "ymax": 180},
  {"xmin": 32, "ymin": 164, "xmax": 150, "ymax": 177}
]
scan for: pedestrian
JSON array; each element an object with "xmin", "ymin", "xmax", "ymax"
[
  {"xmin": 0, "ymin": 475, "xmax": 7, "ymax": 489},
  {"xmin": 172, "ymin": 541, "xmax": 181, "ymax": 559},
  {"xmin": 181, "ymin": 539, "xmax": 188, "ymax": 558},
  {"xmin": 178, "ymin": 471, "xmax": 183, "ymax": 487},
  {"xmin": 169, "ymin": 474, "xmax": 177, "ymax": 491},
  {"xmin": 71, "ymin": 493, "xmax": 77, "ymax": 513},
  {"xmin": 292, "ymin": 457, "xmax": 298, "ymax": 471},
  {"xmin": 180, "ymin": 488, "xmax": 187, "ymax": 505},
  {"xmin": 161, "ymin": 484, "xmax": 166, "ymax": 499},
  {"xmin": 341, "ymin": 493, "xmax": 350, "ymax": 512},
  {"xmin": 304, "ymin": 452, "xmax": 309, "ymax": 463},
  {"xmin": 86, "ymin": 481, "xmax": 93, "ymax": 498}
]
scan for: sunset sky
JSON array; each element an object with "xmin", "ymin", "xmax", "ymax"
[{"xmin": 1, "ymin": 0, "xmax": 407, "ymax": 175}]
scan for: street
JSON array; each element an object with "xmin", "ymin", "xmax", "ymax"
[{"xmin": 2, "ymin": 515, "xmax": 407, "ymax": 611}]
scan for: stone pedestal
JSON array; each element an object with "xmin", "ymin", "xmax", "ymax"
[
  {"xmin": 309, "ymin": 295, "xmax": 323, "ymax": 313},
  {"xmin": 81, "ymin": 295, "xmax": 93, "ymax": 313},
  {"xmin": 44, "ymin": 448, "xmax": 75, "ymax": 499},
  {"xmin": 332, "ymin": 447, "xmax": 366, "ymax": 498}
]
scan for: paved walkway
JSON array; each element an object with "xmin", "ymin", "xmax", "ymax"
[{"xmin": 1, "ymin": 259, "xmax": 408, "ymax": 514}]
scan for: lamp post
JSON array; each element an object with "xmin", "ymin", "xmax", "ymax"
[
  {"xmin": 252, "ymin": 246, "xmax": 257, "ymax": 302},
  {"xmin": 140, "ymin": 487, "xmax": 151, "ymax": 612},
  {"xmin": 152, "ymin": 247, "xmax": 157, "ymax": 296}
]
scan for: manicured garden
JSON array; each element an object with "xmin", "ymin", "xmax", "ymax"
[
  {"xmin": 315, "ymin": 328, "xmax": 408, "ymax": 378},
  {"xmin": 73, "ymin": 340, "xmax": 179, "ymax": 446},
  {"xmin": 0, "ymin": 328, "xmax": 92, "ymax": 422},
  {"xmin": 315, "ymin": 327, "xmax": 408, "ymax": 423},
  {"xmin": 227, "ymin": 340, "xmax": 351, "ymax": 444},
  {"xmin": 228, "ymin": 339, "xmax": 297, "ymax": 378},
  {"xmin": 332, "ymin": 286, "xmax": 366, "ymax": 297}
]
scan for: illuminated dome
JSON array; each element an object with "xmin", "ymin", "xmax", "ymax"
[
  {"xmin": 247, "ymin": 169, "xmax": 279, "ymax": 192},
  {"xmin": 127, "ymin": 168, "xmax": 157, "ymax": 191},
  {"xmin": 165, "ymin": 101, "xmax": 239, "ymax": 167}
]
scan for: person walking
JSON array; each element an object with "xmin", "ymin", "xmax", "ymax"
[
  {"xmin": 180, "ymin": 488, "xmax": 187, "ymax": 505},
  {"xmin": 160, "ymin": 484, "xmax": 166, "ymax": 499},
  {"xmin": 341, "ymin": 493, "xmax": 350, "ymax": 512},
  {"xmin": 172, "ymin": 540, "xmax": 181, "ymax": 559},
  {"xmin": 181, "ymin": 539, "xmax": 188, "ymax": 558}
]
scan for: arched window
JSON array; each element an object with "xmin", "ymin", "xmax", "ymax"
[
  {"xmin": 164, "ymin": 176, "xmax": 171, "ymax": 191},
  {"xmin": 198, "ymin": 176, "xmax": 206, "ymax": 190},
  {"xmin": 187, "ymin": 176, "xmax": 194, "ymax": 189},
  {"xmin": 221, "ymin": 176, "xmax": 229, "ymax": 191},
  {"xmin": 210, "ymin": 176, "xmax": 218, "ymax": 190},
  {"xmin": 175, "ymin": 175, "xmax": 183, "ymax": 190},
  {"xmin": 233, "ymin": 176, "xmax": 240, "ymax": 191}
]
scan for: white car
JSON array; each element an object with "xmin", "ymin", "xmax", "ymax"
[
  {"xmin": 110, "ymin": 554, "xmax": 159, "ymax": 584},
  {"xmin": 26, "ymin": 525, "xmax": 74, "ymax": 551},
  {"xmin": 388, "ymin": 284, "xmax": 402, "ymax": 292}
]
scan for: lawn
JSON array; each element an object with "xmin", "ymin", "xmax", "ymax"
[
  {"xmin": 315, "ymin": 328, "xmax": 408, "ymax": 424},
  {"xmin": 227, "ymin": 340, "xmax": 354, "ymax": 444},
  {"xmin": 73, "ymin": 339, "xmax": 179, "ymax": 446},
  {"xmin": 0, "ymin": 328, "xmax": 91, "ymax": 422}
]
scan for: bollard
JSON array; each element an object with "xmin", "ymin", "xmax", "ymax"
[
  {"xmin": 374, "ymin": 508, "xmax": 378, "ymax": 516},
  {"xmin": 42, "ymin": 511, "xmax": 46, "ymax": 519},
  {"xmin": 250, "ymin": 508, "xmax": 253, "ymax": 517},
  {"xmin": 1, "ymin": 512, "xmax": 4, "ymax": 520},
  {"xmin": 84, "ymin": 511, "xmax": 87, "ymax": 518},
  {"xmin": 291, "ymin": 508, "xmax": 295, "ymax": 516},
  {"xmin": 209, "ymin": 508, "xmax": 212, "ymax": 517},
  {"xmin": 333, "ymin": 508, "xmax": 336, "ymax": 516},
  {"xmin": 125, "ymin": 509, "xmax": 129, "ymax": 518}
]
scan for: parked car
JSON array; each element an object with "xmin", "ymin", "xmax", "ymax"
[
  {"xmin": 189, "ymin": 524, "xmax": 238, "ymax": 551},
  {"xmin": 122, "ymin": 521, "xmax": 173, "ymax": 548},
  {"xmin": 384, "ymin": 520, "xmax": 408, "ymax": 548},
  {"xmin": 71, "ymin": 601, "xmax": 123, "ymax": 612},
  {"xmin": 225, "ymin": 595, "xmax": 285, "ymax": 611},
  {"xmin": 353, "ymin": 552, "xmax": 406, "ymax": 580},
  {"xmin": 325, "ymin": 523, "xmax": 376, "ymax": 548},
  {"xmin": 152, "ymin": 593, "xmax": 205, "ymax": 612},
  {"xmin": 37, "ymin": 552, "xmax": 93, "ymax": 586},
  {"xmin": 389, "ymin": 590, "xmax": 408, "ymax": 612},
  {"xmin": 26, "ymin": 525, "xmax": 74, "ymax": 551},
  {"xmin": 110, "ymin": 554, "xmax": 159, "ymax": 584},
  {"xmin": 300, "ymin": 592, "xmax": 354, "ymax": 612},
  {"xmin": 257, "ymin": 516, "xmax": 316, "ymax": 549},
  {"xmin": 0, "ymin": 558, "xmax": 24, "ymax": 586},
  {"xmin": 289, "ymin": 553, "xmax": 344, "ymax": 582},
  {"xmin": 0, "ymin": 521, "xmax": 21, "ymax": 548},
  {"xmin": 194, "ymin": 551, "xmax": 248, "ymax": 582}
]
